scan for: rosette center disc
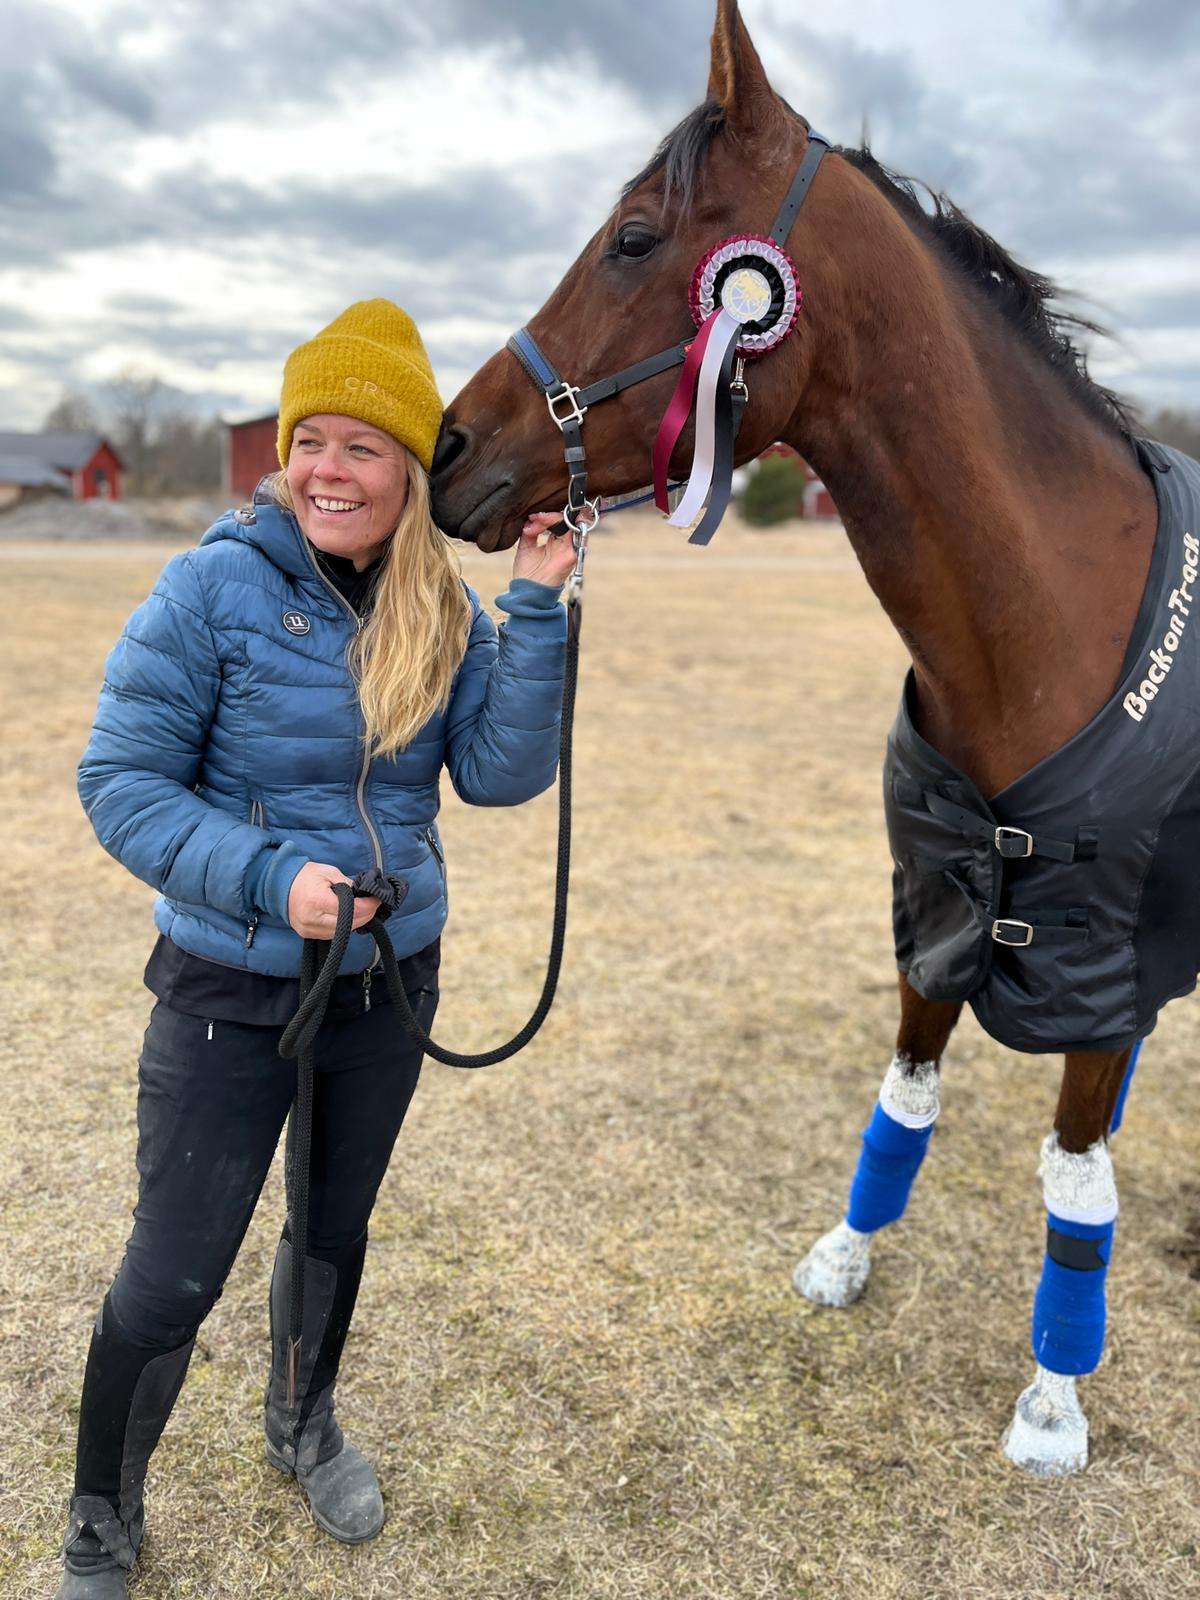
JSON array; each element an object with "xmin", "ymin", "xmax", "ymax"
[{"xmin": 721, "ymin": 266, "xmax": 773, "ymax": 325}]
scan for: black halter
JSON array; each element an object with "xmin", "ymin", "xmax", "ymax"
[{"xmin": 506, "ymin": 131, "xmax": 830, "ymax": 554}]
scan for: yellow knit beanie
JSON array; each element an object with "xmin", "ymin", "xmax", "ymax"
[{"xmin": 277, "ymin": 299, "xmax": 442, "ymax": 472}]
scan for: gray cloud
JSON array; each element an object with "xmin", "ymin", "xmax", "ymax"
[
  {"xmin": 151, "ymin": 164, "xmax": 550, "ymax": 259},
  {"xmin": 1124, "ymin": 291, "xmax": 1200, "ymax": 331},
  {"xmin": 1057, "ymin": 0, "xmax": 1200, "ymax": 58},
  {"xmin": 0, "ymin": 74, "xmax": 58, "ymax": 201},
  {"xmin": 0, "ymin": 147, "xmax": 565, "ymax": 280},
  {"xmin": 55, "ymin": 50, "xmax": 157, "ymax": 127},
  {"xmin": 42, "ymin": 0, "xmax": 704, "ymax": 139},
  {"xmin": 3, "ymin": 1, "xmax": 1200, "ymax": 420},
  {"xmin": 441, "ymin": 0, "xmax": 701, "ymax": 101},
  {"xmin": 105, "ymin": 293, "xmax": 186, "ymax": 317}
]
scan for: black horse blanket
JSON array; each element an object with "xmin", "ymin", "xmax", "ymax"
[{"xmin": 885, "ymin": 440, "xmax": 1200, "ymax": 1053}]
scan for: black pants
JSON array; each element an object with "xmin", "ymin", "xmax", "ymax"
[{"xmin": 106, "ymin": 981, "xmax": 438, "ymax": 1350}]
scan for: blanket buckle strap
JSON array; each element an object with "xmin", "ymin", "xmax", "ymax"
[{"xmin": 994, "ymin": 825, "xmax": 1034, "ymax": 859}]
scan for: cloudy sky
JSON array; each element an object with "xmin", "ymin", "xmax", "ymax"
[{"xmin": 2, "ymin": 0, "xmax": 1198, "ymax": 430}]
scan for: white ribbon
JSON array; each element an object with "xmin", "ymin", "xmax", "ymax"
[{"xmin": 666, "ymin": 307, "xmax": 742, "ymax": 529}]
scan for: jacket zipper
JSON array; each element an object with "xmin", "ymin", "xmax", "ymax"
[
  {"xmin": 298, "ymin": 533, "xmax": 385, "ymax": 874},
  {"xmin": 424, "ymin": 826, "xmax": 445, "ymax": 880},
  {"xmin": 246, "ymin": 797, "xmax": 266, "ymax": 947}
]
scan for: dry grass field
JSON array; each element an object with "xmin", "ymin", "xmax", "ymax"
[{"xmin": 1, "ymin": 513, "xmax": 1198, "ymax": 1600}]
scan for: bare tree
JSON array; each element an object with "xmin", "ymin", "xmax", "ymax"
[
  {"xmin": 154, "ymin": 412, "xmax": 223, "ymax": 494},
  {"xmin": 42, "ymin": 388, "xmax": 98, "ymax": 432},
  {"xmin": 99, "ymin": 368, "xmax": 224, "ymax": 496},
  {"xmin": 102, "ymin": 369, "xmax": 175, "ymax": 495}
]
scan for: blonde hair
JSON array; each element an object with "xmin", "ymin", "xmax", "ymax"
[{"xmin": 264, "ymin": 454, "xmax": 473, "ymax": 759}]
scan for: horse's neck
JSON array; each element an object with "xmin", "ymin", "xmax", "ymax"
[{"xmin": 785, "ymin": 251, "xmax": 1158, "ymax": 796}]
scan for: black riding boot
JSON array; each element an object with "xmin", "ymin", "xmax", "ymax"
[
  {"xmin": 263, "ymin": 1225, "xmax": 384, "ymax": 1543},
  {"xmin": 56, "ymin": 1293, "xmax": 195, "ymax": 1598}
]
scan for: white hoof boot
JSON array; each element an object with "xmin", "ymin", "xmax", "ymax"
[
  {"xmin": 793, "ymin": 1219, "xmax": 872, "ymax": 1307},
  {"xmin": 1002, "ymin": 1365, "xmax": 1089, "ymax": 1477}
]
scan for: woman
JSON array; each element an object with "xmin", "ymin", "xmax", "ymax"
[{"xmin": 57, "ymin": 299, "xmax": 577, "ymax": 1597}]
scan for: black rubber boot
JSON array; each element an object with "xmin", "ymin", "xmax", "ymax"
[
  {"xmin": 263, "ymin": 1228, "xmax": 384, "ymax": 1543},
  {"xmin": 56, "ymin": 1294, "xmax": 195, "ymax": 1597}
]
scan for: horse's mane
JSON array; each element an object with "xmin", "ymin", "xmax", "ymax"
[{"xmin": 623, "ymin": 100, "xmax": 1136, "ymax": 443}]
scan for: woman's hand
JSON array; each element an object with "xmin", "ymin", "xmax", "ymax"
[
  {"xmin": 511, "ymin": 511, "xmax": 581, "ymax": 589},
  {"xmin": 287, "ymin": 862, "xmax": 380, "ymax": 939}
]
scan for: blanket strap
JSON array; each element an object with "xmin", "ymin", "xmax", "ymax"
[
  {"xmin": 922, "ymin": 791, "xmax": 1085, "ymax": 862},
  {"xmin": 991, "ymin": 909, "xmax": 1090, "ymax": 947}
]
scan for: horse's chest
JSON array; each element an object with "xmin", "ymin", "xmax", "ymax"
[{"xmin": 886, "ymin": 445, "xmax": 1200, "ymax": 1053}]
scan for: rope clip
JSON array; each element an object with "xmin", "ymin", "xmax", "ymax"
[{"xmin": 563, "ymin": 498, "xmax": 599, "ymax": 601}]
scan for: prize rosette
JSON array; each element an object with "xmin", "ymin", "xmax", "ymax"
[{"xmin": 688, "ymin": 234, "xmax": 801, "ymax": 357}]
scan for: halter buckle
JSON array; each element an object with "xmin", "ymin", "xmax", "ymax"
[
  {"xmin": 546, "ymin": 383, "xmax": 587, "ymax": 430},
  {"xmin": 730, "ymin": 355, "xmax": 749, "ymax": 401}
]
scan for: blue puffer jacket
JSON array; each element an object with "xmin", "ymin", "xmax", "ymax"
[{"xmin": 77, "ymin": 486, "xmax": 566, "ymax": 977}]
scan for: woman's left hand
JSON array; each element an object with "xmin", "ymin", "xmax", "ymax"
[{"xmin": 511, "ymin": 511, "xmax": 582, "ymax": 589}]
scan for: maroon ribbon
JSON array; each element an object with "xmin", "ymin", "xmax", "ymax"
[{"xmin": 651, "ymin": 308, "xmax": 723, "ymax": 513}]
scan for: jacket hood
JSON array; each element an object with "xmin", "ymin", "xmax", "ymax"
[{"xmin": 198, "ymin": 478, "xmax": 316, "ymax": 582}]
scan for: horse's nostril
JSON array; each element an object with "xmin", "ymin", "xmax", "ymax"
[{"xmin": 432, "ymin": 422, "xmax": 471, "ymax": 479}]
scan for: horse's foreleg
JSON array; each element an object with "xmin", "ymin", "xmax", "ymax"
[
  {"xmin": 1002, "ymin": 1044, "xmax": 1134, "ymax": 1477},
  {"xmin": 793, "ymin": 972, "xmax": 961, "ymax": 1307}
]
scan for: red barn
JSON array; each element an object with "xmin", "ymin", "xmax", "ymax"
[
  {"xmin": 224, "ymin": 412, "xmax": 280, "ymax": 501},
  {"xmin": 0, "ymin": 431, "xmax": 123, "ymax": 501},
  {"xmin": 757, "ymin": 441, "xmax": 838, "ymax": 519}
]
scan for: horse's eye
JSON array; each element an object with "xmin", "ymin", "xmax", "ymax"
[{"xmin": 616, "ymin": 225, "xmax": 658, "ymax": 260}]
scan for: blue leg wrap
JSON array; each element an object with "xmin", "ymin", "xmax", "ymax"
[
  {"xmin": 845, "ymin": 1101, "xmax": 935, "ymax": 1234},
  {"xmin": 1032, "ymin": 1214, "xmax": 1115, "ymax": 1376},
  {"xmin": 1109, "ymin": 1040, "xmax": 1141, "ymax": 1135}
]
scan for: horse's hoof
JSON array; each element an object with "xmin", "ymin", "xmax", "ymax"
[
  {"xmin": 793, "ymin": 1220, "xmax": 871, "ymax": 1307},
  {"xmin": 1001, "ymin": 1366, "xmax": 1089, "ymax": 1477}
]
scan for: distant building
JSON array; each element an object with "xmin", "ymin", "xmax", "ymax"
[
  {"xmin": 758, "ymin": 442, "xmax": 838, "ymax": 519},
  {"xmin": 224, "ymin": 412, "xmax": 279, "ymax": 501},
  {"xmin": 0, "ymin": 431, "xmax": 123, "ymax": 509},
  {"xmin": 0, "ymin": 455, "xmax": 70, "ymax": 512}
]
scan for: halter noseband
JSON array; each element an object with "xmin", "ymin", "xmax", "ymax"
[{"xmin": 507, "ymin": 131, "xmax": 830, "ymax": 582}]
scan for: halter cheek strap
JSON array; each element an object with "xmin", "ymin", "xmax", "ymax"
[
  {"xmin": 770, "ymin": 131, "xmax": 831, "ymax": 246},
  {"xmin": 507, "ymin": 130, "xmax": 830, "ymax": 555}
]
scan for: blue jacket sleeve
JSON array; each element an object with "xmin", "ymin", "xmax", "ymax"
[
  {"xmin": 444, "ymin": 577, "xmax": 566, "ymax": 806},
  {"xmin": 76, "ymin": 552, "xmax": 308, "ymax": 924}
]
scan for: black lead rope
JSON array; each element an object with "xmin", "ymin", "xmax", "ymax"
[{"xmin": 275, "ymin": 593, "xmax": 582, "ymax": 1408}]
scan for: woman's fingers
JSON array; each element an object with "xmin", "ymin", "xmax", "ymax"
[
  {"xmin": 287, "ymin": 861, "xmax": 383, "ymax": 938},
  {"xmin": 521, "ymin": 510, "xmax": 563, "ymax": 544},
  {"xmin": 511, "ymin": 520, "xmax": 581, "ymax": 587},
  {"xmin": 351, "ymin": 896, "xmax": 382, "ymax": 929}
]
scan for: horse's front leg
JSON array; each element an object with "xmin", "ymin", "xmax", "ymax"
[
  {"xmin": 1002, "ymin": 1044, "xmax": 1135, "ymax": 1477},
  {"xmin": 793, "ymin": 972, "xmax": 961, "ymax": 1307}
]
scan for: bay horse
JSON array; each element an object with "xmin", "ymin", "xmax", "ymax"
[{"xmin": 430, "ymin": 0, "xmax": 1184, "ymax": 1475}]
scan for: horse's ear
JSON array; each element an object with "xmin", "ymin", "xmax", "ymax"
[{"xmin": 708, "ymin": 0, "xmax": 779, "ymax": 130}]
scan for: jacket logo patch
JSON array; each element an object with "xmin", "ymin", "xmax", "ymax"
[{"xmin": 282, "ymin": 610, "xmax": 311, "ymax": 636}]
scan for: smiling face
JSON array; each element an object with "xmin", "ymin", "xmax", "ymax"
[{"xmin": 285, "ymin": 413, "xmax": 409, "ymax": 568}]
